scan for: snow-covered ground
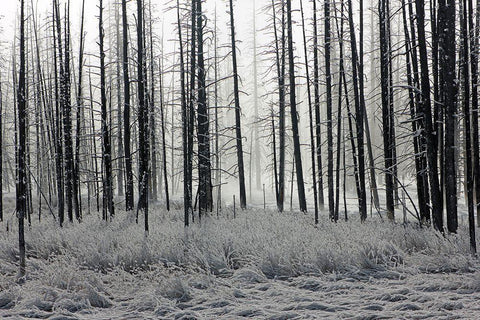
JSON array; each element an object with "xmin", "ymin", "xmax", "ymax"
[{"xmin": 1, "ymin": 204, "xmax": 479, "ymax": 319}]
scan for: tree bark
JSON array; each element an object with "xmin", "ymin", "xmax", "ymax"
[
  {"xmin": 415, "ymin": 0, "xmax": 443, "ymax": 231},
  {"xmin": 286, "ymin": 0, "xmax": 307, "ymax": 212},
  {"xmin": 99, "ymin": 0, "xmax": 114, "ymax": 220},
  {"xmin": 122, "ymin": 0, "xmax": 134, "ymax": 212},
  {"xmin": 17, "ymin": 0, "xmax": 27, "ymax": 278},
  {"xmin": 229, "ymin": 0, "xmax": 247, "ymax": 210}
]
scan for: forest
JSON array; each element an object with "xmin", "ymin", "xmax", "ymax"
[{"xmin": 1, "ymin": 0, "xmax": 480, "ymax": 318}]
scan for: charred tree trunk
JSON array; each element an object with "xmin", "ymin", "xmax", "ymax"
[
  {"xmin": 286, "ymin": 0, "xmax": 307, "ymax": 212},
  {"xmin": 439, "ymin": 0, "xmax": 458, "ymax": 233},
  {"xmin": 462, "ymin": 0, "xmax": 476, "ymax": 252},
  {"xmin": 300, "ymin": 0, "xmax": 318, "ymax": 223},
  {"xmin": 17, "ymin": 0, "xmax": 27, "ymax": 278},
  {"xmin": 229, "ymin": 0, "xmax": 247, "ymax": 210},
  {"xmin": 415, "ymin": 0, "xmax": 443, "ymax": 230},
  {"xmin": 53, "ymin": 1, "xmax": 65, "ymax": 226},
  {"xmin": 402, "ymin": 0, "xmax": 430, "ymax": 224},
  {"xmin": 99, "ymin": 0, "xmax": 114, "ymax": 219},
  {"xmin": 347, "ymin": 0, "xmax": 367, "ymax": 220},
  {"xmin": 271, "ymin": 0, "xmax": 286, "ymax": 212},
  {"xmin": 122, "ymin": 0, "xmax": 134, "ymax": 212},
  {"xmin": 0, "ymin": 77, "xmax": 2, "ymax": 222},
  {"xmin": 468, "ymin": 0, "xmax": 480, "ymax": 228},
  {"xmin": 137, "ymin": 0, "xmax": 149, "ymax": 231},
  {"xmin": 196, "ymin": 0, "xmax": 212, "ymax": 218},
  {"xmin": 74, "ymin": 0, "xmax": 85, "ymax": 221},
  {"xmin": 178, "ymin": 0, "xmax": 191, "ymax": 226},
  {"xmin": 325, "ymin": 0, "xmax": 334, "ymax": 219},
  {"xmin": 379, "ymin": 0, "xmax": 394, "ymax": 220},
  {"xmin": 313, "ymin": 0, "xmax": 324, "ymax": 207}
]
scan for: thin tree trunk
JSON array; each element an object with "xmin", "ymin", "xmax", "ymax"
[
  {"xmin": 300, "ymin": 0, "xmax": 318, "ymax": 223},
  {"xmin": 178, "ymin": 0, "xmax": 190, "ymax": 226},
  {"xmin": 99, "ymin": 0, "xmax": 114, "ymax": 219},
  {"xmin": 401, "ymin": 0, "xmax": 430, "ymax": 224},
  {"xmin": 347, "ymin": 0, "xmax": 367, "ymax": 220},
  {"xmin": 439, "ymin": 0, "xmax": 458, "ymax": 233},
  {"xmin": 0, "ymin": 77, "xmax": 2, "ymax": 222},
  {"xmin": 122, "ymin": 0, "xmax": 134, "ymax": 211},
  {"xmin": 271, "ymin": 0, "xmax": 286, "ymax": 212},
  {"xmin": 196, "ymin": 0, "xmax": 212, "ymax": 217},
  {"xmin": 286, "ymin": 0, "xmax": 307, "ymax": 212},
  {"xmin": 415, "ymin": 0, "xmax": 443, "ymax": 231},
  {"xmin": 53, "ymin": 1, "xmax": 65, "ymax": 226},
  {"xmin": 137, "ymin": 0, "xmax": 149, "ymax": 231},
  {"xmin": 380, "ymin": 0, "xmax": 394, "ymax": 220},
  {"xmin": 17, "ymin": 0, "xmax": 27, "ymax": 278},
  {"xmin": 468, "ymin": 0, "xmax": 480, "ymax": 227},
  {"xmin": 313, "ymin": 0, "xmax": 324, "ymax": 206},
  {"xmin": 229, "ymin": 0, "xmax": 247, "ymax": 210},
  {"xmin": 74, "ymin": 0, "xmax": 85, "ymax": 221},
  {"xmin": 324, "ymin": 0, "xmax": 334, "ymax": 219},
  {"xmin": 462, "ymin": 0, "xmax": 476, "ymax": 253}
]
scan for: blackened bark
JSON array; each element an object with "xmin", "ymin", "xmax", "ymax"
[
  {"xmin": 137, "ymin": 0, "xmax": 149, "ymax": 231},
  {"xmin": 300, "ymin": 0, "xmax": 318, "ymax": 223},
  {"xmin": 196, "ymin": 0, "xmax": 212, "ymax": 217},
  {"xmin": 379, "ymin": 0, "xmax": 394, "ymax": 221},
  {"xmin": 439, "ymin": 0, "xmax": 458, "ymax": 233},
  {"xmin": 0, "ymin": 77, "xmax": 2, "ymax": 222},
  {"xmin": 347, "ymin": 0, "xmax": 367, "ymax": 220},
  {"xmin": 271, "ymin": 0, "xmax": 286, "ymax": 212},
  {"xmin": 468, "ymin": 0, "xmax": 480, "ymax": 228},
  {"xmin": 74, "ymin": 0, "xmax": 85, "ymax": 222},
  {"xmin": 17, "ymin": 0, "xmax": 27, "ymax": 277},
  {"xmin": 53, "ymin": 1, "xmax": 65, "ymax": 226},
  {"xmin": 402, "ymin": 0, "xmax": 430, "ymax": 224},
  {"xmin": 325, "ymin": 0, "xmax": 334, "ymax": 219},
  {"xmin": 99, "ymin": 0, "xmax": 114, "ymax": 220},
  {"xmin": 415, "ymin": 0, "xmax": 443, "ymax": 231},
  {"xmin": 313, "ymin": 0, "xmax": 324, "ymax": 207},
  {"xmin": 178, "ymin": 0, "xmax": 190, "ymax": 226},
  {"xmin": 122, "ymin": 0, "xmax": 134, "ymax": 212},
  {"xmin": 462, "ymin": 0, "xmax": 476, "ymax": 253},
  {"xmin": 286, "ymin": 0, "xmax": 307, "ymax": 212},
  {"xmin": 229, "ymin": 0, "xmax": 247, "ymax": 210}
]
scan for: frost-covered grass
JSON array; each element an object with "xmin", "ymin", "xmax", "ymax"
[
  {"xmin": 0, "ymin": 206, "xmax": 477, "ymax": 278},
  {"xmin": 1, "ymin": 206, "xmax": 480, "ymax": 319}
]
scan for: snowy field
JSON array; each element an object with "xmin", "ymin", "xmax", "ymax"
[{"xmin": 1, "ymin": 204, "xmax": 480, "ymax": 319}]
